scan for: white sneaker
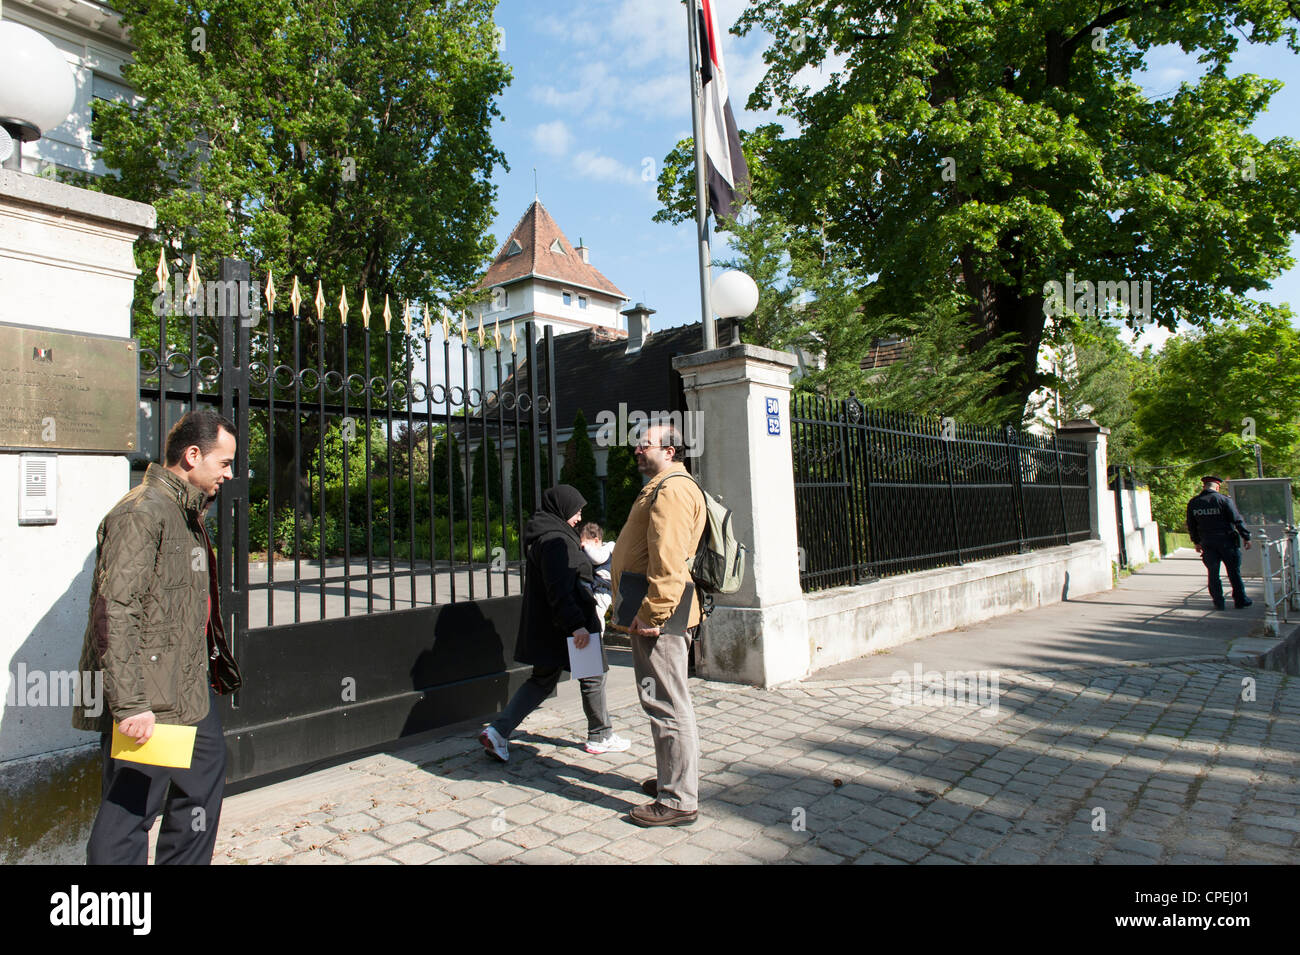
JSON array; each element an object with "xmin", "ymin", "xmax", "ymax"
[
  {"xmin": 479, "ymin": 726, "xmax": 509, "ymax": 762},
  {"xmin": 584, "ymin": 733, "xmax": 631, "ymax": 755}
]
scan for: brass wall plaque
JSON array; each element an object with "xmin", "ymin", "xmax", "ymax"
[{"xmin": 0, "ymin": 323, "xmax": 138, "ymax": 453}]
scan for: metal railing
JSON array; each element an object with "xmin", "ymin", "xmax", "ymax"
[
  {"xmin": 1258, "ymin": 525, "xmax": 1300, "ymax": 636},
  {"xmin": 791, "ymin": 393, "xmax": 1092, "ymax": 592},
  {"xmin": 136, "ymin": 257, "xmax": 560, "ymax": 632}
]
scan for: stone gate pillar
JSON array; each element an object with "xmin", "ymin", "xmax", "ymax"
[
  {"xmin": 673, "ymin": 343, "xmax": 809, "ymax": 688},
  {"xmin": 1056, "ymin": 418, "xmax": 1117, "ymax": 565},
  {"xmin": 0, "ymin": 170, "xmax": 155, "ymax": 862}
]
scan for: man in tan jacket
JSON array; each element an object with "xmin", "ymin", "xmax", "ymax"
[{"xmin": 612, "ymin": 421, "xmax": 706, "ymax": 827}]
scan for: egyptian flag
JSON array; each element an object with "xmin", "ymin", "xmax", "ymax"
[{"xmin": 697, "ymin": 0, "xmax": 750, "ymax": 220}]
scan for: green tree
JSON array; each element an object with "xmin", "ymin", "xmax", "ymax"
[
  {"xmin": 712, "ymin": 203, "xmax": 805, "ymax": 352},
  {"xmin": 87, "ymin": 0, "xmax": 508, "ymax": 296},
  {"xmin": 560, "ymin": 409, "xmax": 600, "ymax": 519},
  {"xmin": 509, "ymin": 428, "xmax": 550, "ymax": 519},
  {"xmin": 1133, "ymin": 308, "xmax": 1300, "ymax": 475},
  {"xmin": 470, "ymin": 433, "xmax": 502, "ymax": 498},
  {"xmin": 81, "ymin": 0, "xmax": 510, "ymax": 511},
  {"xmin": 470, "ymin": 432, "xmax": 505, "ymax": 523},
  {"xmin": 865, "ymin": 296, "xmax": 1021, "ymax": 425},
  {"xmin": 432, "ymin": 430, "xmax": 468, "ymax": 518},
  {"xmin": 716, "ymin": 206, "xmax": 1018, "ymax": 422},
  {"xmin": 393, "ymin": 421, "xmax": 442, "ymax": 487},
  {"xmin": 1054, "ymin": 317, "xmax": 1155, "ymax": 467},
  {"xmin": 659, "ymin": 0, "xmax": 1300, "ymax": 416},
  {"xmin": 603, "ymin": 444, "xmax": 643, "ymax": 535}
]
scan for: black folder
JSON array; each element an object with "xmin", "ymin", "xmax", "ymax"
[{"xmin": 615, "ymin": 572, "xmax": 694, "ymax": 634}]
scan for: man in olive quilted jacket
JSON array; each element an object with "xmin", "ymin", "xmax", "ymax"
[{"xmin": 73, "ymin": 409, "xmax": 238, "ymax": 864}]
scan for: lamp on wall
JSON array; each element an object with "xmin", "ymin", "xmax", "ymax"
[{"xmin": 0, "ymin": 21, "xmax": 77, "ymax": 170}]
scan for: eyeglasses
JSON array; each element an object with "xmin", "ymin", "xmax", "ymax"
[{"xmin": 634, "ymin": 442, "xmax": 669, "ymax": 451}]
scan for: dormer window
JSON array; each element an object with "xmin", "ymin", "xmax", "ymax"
[
  {"xmin": 549, "ymin": 238, "xmax": 565, "ymax": 254},
  {"xmin": 506, "ymin": 238, "xmax": 523, "ymax": 256}
]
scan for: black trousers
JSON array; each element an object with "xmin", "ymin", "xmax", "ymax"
[
  {"xmin": 490, "ymin": 667, "xmax": 612, "ymax": 743},
  {"xmin": 1201, "ymin": 540, "xmax": 1248, "ymax": 608},
  {"xmin": 86, "ymin": 688, "xmax": 226, "ymax": 865}
]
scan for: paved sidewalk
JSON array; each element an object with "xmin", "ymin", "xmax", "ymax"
[
  {"xmin": 817, "ymin": 549, "xmax": 1274, "ymax": 679},
  {"xmin": 212, "ymin": 552, "xmax": 1299, "ymax": 864}
]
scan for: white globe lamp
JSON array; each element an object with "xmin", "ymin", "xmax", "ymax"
[
  {"xmin": 712, "ymin": 269, "xmax": 759, "ymax": 319},
  {"xmin": 0, "ymin": 21, "xmax": 77, "ymax": 169}
]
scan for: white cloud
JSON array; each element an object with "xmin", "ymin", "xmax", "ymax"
[
  {"xmin": 572, "ymin": 150, "xmax": 643, "ymax": 186},
  {"xmin": 625, "ymin": 71, "xmax": 690, "ymax": 121},
  {"xmin": 532, "ymin": 120, "xmax": 573, "ymax": 157},
  {"xmin": 1132, "ymin": 322, "xmax": 1175, "ymax": 353},
  {"xmin": 608, "ymin": 0, "xmax": 684, "ymax": 69},
  {"xmin": 526, "ymin": 0, "xmax": 754, "ymax": 127},
  {"xmin": 532, "ymin": 61, "xmax": 610, "ymax": 115}
]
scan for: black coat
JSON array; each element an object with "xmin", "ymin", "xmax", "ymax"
[
  {"xmin": 1186, "ymin": 489, "xmax": 1251, "ymax": 548},
  {"xmin": 513, "ymin": 493, "xmax": 605, "ymax": 671}
]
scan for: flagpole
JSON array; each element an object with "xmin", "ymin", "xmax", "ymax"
[{"xmin": 685, "ymin": 0, "xmax": 716, "ymax": 351}]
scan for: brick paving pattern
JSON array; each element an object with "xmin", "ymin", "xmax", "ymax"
[{"xmin": 215, "ymin": 659, "xmax": 1300, "ymax": 864}]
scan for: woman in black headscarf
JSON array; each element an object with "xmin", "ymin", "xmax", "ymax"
[{"xmin": 478, "ymin": 485, "xmax": 629, "ymax": 761}]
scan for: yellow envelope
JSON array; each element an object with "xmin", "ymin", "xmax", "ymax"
[{"xmin": 111, "ymin": 722, "xmax": 197, "ymax": 769}]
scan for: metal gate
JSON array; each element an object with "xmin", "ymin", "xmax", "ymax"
[{"xmin": 137, "ymin": 257, "xmax": 560, "ymax": 782}]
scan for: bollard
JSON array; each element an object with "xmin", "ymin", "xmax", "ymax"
[
  {"xmin": 1288, "ymin": 525, "xmax": 1300, "ymax": 613},
  {"xmin": 1260, "ymin": 535, "xmax": 1278, "ymax": 636}
]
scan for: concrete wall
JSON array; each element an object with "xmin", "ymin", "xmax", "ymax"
[
  {"xmin": 804, "ymin": 541, "xmax": 1113, "ymax": 673},
  {"xmin": 0, "ymin": 170, "xmax": 153, "ymax": 863},
  {"xmin": 674, "ymin": 344, "xmax": 809, "ymax": 689},
  {"xmin": 1117, "ymin": 483, "xmax": 1161, "ymax": 569}
]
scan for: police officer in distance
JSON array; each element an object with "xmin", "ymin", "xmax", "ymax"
[{"xmin": 1186, "ymin": 475, "xmax": 1253, "ymax": 610}]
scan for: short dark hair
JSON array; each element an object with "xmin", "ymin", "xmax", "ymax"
[
  {"xmin": 648, "ymin": 419, "xmax": 685, "ymax": 460},
  {"xmin": 164, "ymin": 410, "xmax": 236, "ymax": 466}
]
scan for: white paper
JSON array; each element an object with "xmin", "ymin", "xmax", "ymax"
[{"xmin": 566, "ymin": 633, "xmax": 604, "ymax": 680}]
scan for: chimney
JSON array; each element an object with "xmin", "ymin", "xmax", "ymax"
[
  {"xmin": 622, "ymin": 302, "xmax": 654, "ymax": 355},
  {"xmin": 576, "ymin": 237, "xmax": 590, "ymax": 263}
]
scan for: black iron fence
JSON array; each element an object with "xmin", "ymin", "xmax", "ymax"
[
  {"xmin": 792, "ymin": 393, "xmax": 1092, "ymax": 592},
  {"xmin": 132, "ymin": 256, "xmax": 568, "ymax": 781},
  {"xmin": 136, "ymin": 258, "xmax": 560, "ymax": 630}
]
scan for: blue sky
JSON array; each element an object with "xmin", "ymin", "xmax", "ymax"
[{"xmin": 485, "ymin": 1, "xmax": 1300, "ymax": 343}]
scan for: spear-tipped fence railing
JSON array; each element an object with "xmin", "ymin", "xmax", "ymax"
[
  {"xmin": 791, "ymin": 393, "xmax": 1092, "ymax": 593},
  {"xmin": 135, "ymin": 255, "xmax": 558, "ymax": 634}
]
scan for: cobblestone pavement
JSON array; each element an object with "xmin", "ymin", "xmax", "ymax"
[{"xmin": 215, "ymin": 656, "xmax": 1300, "ymax": 864}]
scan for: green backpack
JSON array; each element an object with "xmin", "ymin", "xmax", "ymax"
[{"xmin": 649, "ymin": 472, "xmax": 747, "ymax": 606}]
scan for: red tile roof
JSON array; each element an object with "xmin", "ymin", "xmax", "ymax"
[
  {"xmin": 475, "ymin": 200, "xmax": 627, "ymax": 299},
  {"xmin": 861, "ymin": 337, "xmax": 912, "ymax": 370}
]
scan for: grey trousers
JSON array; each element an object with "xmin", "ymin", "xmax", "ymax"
[
  {"xmin": 631, "ymin": 628, "xmax": 699, "ymax": 812},
  {"xmin": 491, "ymin": 666, "xmax": 612, "ymax": 743}
]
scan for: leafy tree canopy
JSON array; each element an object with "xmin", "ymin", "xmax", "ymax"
[
  {"xmin": 660, "ymin": 0, "xmax": 1300, "ymax": 416},
  {"xmin": 86, "ymin": 0, "xmax": 510, "ymax": 308},
  {"xmin": 715, "ymin": 205, "xmax": 1020, "ymax": 422},
  {"xmin": 1133, "ymin": 307, "xmax": 1300, "ymax": 479},
  {"xmin": 559, "ymin": 409, "xmax": 601, "ymax": 521}
]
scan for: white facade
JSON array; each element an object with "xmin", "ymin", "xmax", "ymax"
[{"xmin": 471, "ymin": 278, "xmax": 624, "ymax": 335}]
